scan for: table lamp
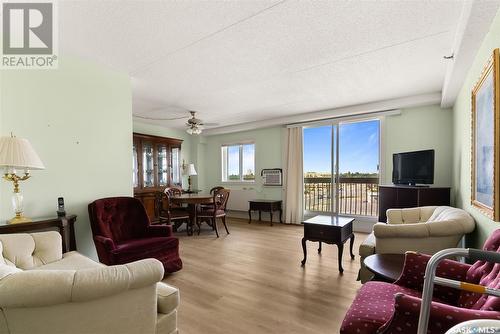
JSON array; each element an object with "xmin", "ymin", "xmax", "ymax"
[
  {"xmin": 0, "ymin": 135, "xmax": 45, "ymax": 224},
  {"xmin": 187, "ymin": 163, "xmax": 197, "ymax": 192}
]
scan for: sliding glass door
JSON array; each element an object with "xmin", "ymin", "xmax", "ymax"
[
  {"xmin": 303, "ymin": 119, "xmax": 380, "ymax": 217},
  {"xmin": 303, "ymin": 125, "xmax": 337, "ymax": 213}
]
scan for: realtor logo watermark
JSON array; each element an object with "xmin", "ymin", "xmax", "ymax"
[{"xmin": 1, "ymin": 0, "xmax": 58, "ymax": 69}]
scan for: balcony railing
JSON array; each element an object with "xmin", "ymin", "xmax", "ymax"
[{"xmin": 304, "ymin": 177, "xmax": 379, "ymax": 216}]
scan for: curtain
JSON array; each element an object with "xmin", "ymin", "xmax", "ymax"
[{"xmin": 284, "ymin": 127, "xmax": 303, "ymax": 224}]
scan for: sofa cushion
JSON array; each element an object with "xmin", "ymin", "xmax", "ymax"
[
  {"xmin": 341, "ymin": 281, "xmax": 446, "ymax": 334},
  {"xmin": 157, "ymin": 282, "xmax": 180, "ymax": 315},
  {"xmin": 36, "ymin": 251, "xmax": 104, "ymax": 270},
  {"xmin": 359, "ymin": 232, "xmax": 376, "ymax": 257},
  {"xmin": 0, "ymin": 232, "xmax": 62, "ymax": 269},
  {"xmin": 398, "ymin": 208, "xmax": 421, "ymax": 224},
  {"xmin": 341, "ymin": 281, "xmax": 434, "ymax": 334}
]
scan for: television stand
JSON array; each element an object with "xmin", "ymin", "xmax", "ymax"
[
  {"xmin": 378, "ymin": 185, "xmax": 450, "ymax": 222},
  {"xmin": 396, "ymin": 183, "xmax": 430, "ymax": 188}
]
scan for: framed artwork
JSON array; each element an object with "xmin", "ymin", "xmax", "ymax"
[{"xmin": 472, "ymin": 48, "xmax": 500, "ymax": 221}]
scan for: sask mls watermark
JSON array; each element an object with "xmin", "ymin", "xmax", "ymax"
[{"xmin": 1, "ymin": 0, "xmax": 58, "ymax": 69}]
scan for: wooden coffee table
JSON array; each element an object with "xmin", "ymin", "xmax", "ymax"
[
  {"xmin": 300, "ymin": 215, "xmax": 355, "ymax": 273},
  {"xmin": 363, "ymin": 254, "xmax": 406, "ymax": 282}
]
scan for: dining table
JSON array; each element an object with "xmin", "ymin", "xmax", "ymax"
[{"xmin": 170, "ymin": 193, "xmax": 213, "ymax": 235}]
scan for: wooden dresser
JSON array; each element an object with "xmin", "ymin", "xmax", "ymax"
[{"xmin": 378, "ymin": 185, "xmax": 451, "ymax": 222}]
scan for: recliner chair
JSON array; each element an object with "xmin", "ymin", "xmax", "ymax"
[{"xmin": 88, "ymin": 196, "xmax": 182, "ymax": 274}]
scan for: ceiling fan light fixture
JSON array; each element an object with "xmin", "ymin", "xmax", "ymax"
[{"xmin": 185, "ymin": 111, "xmax": 204, "ymax": 135}]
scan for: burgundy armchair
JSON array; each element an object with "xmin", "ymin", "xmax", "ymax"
[
  {"xmin": 88, "ymin": 197, "xmax": 182, "ymax": 274},
  {"xmin": 341, "ymin": 229, "xmax": 500, "ymax": 334}
]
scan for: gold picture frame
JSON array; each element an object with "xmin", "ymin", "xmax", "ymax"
[{"xmin": 472, "ymin": 48, "xmax": 500, "ymax": 221}]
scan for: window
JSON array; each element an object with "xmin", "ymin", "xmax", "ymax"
[{"xmin": 221, "ymin": 143, "xmax": 255, "ymax": 182}]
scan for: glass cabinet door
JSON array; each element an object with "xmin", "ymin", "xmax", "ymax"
[
  {"xmin": 157, "ymin": 144, "xmax": 168, "ymax": 187},
  {"xmin": 133, "ymin": 143, "xmax": 139, "ymax": 188},
  {"xmin": 142, "ymin": 141, "xmax": 154, "ymax": 187},
  {"xmin": 171, "ymin": 147, "xmax": 180, "ymax": 185}
]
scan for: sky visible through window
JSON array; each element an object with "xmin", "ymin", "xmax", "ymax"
[
  {"xmin": 227, "ymin": 144, "xmax": 255, "ymax": 179},
  {"xmin": 303, "ymin": 120, "xmax": 380, "ymax": 174}
]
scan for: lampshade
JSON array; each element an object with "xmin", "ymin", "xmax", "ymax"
[
  {"xmin": 187, "ymin": 163, "xmax": 197, "ymax": 176},
  {"xmin": 0, "ymin": 136, "xmax": 45, "ymax": 170}
]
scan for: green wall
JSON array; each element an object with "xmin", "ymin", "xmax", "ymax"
[
  {"xmin": 202, "ymin": 127, "xmax": 284, "ymax": 200},
  {"xmin": 133, "ymin": 121, "xmax": 193, "ymax": 189},
  {"xmin": 453, "ymin": 9, "xmax": 500, "ymax": 248},
  {"xmin": 200, "ymin": 106, "xmax": 454, "ymax": 207},
  {"xmin": 0, "ymin": 56, "xmax": 133, "ymax": 259},
  {"xmin": 383, "ymin": 105, "xmax": 453, "ymax": 186}
]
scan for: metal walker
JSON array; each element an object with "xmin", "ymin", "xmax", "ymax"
[{"xmin": 417, "ymin": 248, "xmax": 500, "ymax": 334}]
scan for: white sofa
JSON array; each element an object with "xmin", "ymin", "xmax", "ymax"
[
  {"xmin": 358, "ymin": 206, "xmax": 475, "ymax": 283},
  {"xmin": 0, "ymin": 231, "xmax": 179, "ymax": 334}
]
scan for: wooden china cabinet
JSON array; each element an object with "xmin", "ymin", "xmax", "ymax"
[{"xmin": 133, "ymin": 133, "xmax": 183, "ymax": 222}]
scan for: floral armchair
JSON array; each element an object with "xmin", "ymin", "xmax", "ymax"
[{"xmin": 341, "ymin": 229, "xmax": 500, "ymax": 334}]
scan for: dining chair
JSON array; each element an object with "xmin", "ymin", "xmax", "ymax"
[
  {"xmin": 196, "ymin": 189, "xmax": 230, "ymax": 237},
  {"xmin": 210, "ymin": 186, "xmax": 225, "ymax": 194},
  {"xmin": 200, "ymin": 186, "xmax": 225, "ymax": 210},
  {"xmin": 156, "ymin": 190, "xmax": 191, "ymax": 234}
]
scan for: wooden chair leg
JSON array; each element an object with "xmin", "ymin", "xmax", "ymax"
[
  {"xmin": 213, "ymin": 217, "xmax": 219, "ymax": 238},
  {"xmin": 197, "ymin": 219, "xmax": 202, "ymax": 235},
  {"xmin": 222, "ymin": 216, "xmax": 229, "ymax": 234}
]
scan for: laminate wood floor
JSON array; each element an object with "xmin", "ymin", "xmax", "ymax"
[{"xmin": 163, "ymin": 218, "xmax": 367, "ymax": 334}]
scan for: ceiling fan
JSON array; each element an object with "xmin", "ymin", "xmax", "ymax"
[
  {"xmin": 186, "ymin": 111, "xmax": 220, "ymax": 135},
  {"xmin": 186, "ymin": 111, "xmax": 204, "ymax": 135},
  {"xmin": 133, "ymin": 110, "xmax": 218, "ymax": 135}
]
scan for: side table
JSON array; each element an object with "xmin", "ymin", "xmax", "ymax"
[
  {"xmin": 248, "ymin": 199, "xmax": 282, "ymax": 226},
  {"xmin": 363, "ymin": 254, "xmax": 405, "ymax": 282},
  {"xmin": 0, "ymin": 215, "xmax": 77, "ymax": 253},
  {"xmin": 301, "ymin": 215, "xmax": 355, "ymax": 273}
]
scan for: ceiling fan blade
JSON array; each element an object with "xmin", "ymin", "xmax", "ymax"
[
  {"xmin": 202, "ymin": 122, "xmax": 219, "ymax": 127},
  {"xmin": 133, "ymin": 114, "xmax": 189, "ymax": 121}
]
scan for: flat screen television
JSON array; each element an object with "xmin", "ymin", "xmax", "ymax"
[{"xmin": 392, "ymin": 149, "xmax": 435, "ymax": 186}]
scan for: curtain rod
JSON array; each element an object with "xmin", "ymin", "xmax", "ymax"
[{"xmin": 286, "ymin": 109, "xmax": 401, "ymax": 128}]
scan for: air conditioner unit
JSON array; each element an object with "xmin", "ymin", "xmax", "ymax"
[{"xmin": 261, "ymin": 168, "xmax": 282, "ymax": 186}]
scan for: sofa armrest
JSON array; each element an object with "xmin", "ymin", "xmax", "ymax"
[
  {"xmin": 146, "ymin": 224, "xmax": 173, "ymax": 237},
  {"xmin": 379, "ymin": 293, "xmax": 500, "ymax": 334},
  {"xmin": 394, "ymin": 252, "xmax": 471, "ymax": 304},
  {"xmin": 157, "ymin": 282, "xmax": 180, "ymax": 315},
  {"xmin": 0, "ymin": 258, "xmax": 164, "ymax": 308},
  {"xmin": 427, "ymin": 219, "xmax": 476, "ymax": 236}
]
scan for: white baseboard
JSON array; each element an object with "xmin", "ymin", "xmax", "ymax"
[
  {"xmin": 228, "ymin": 210, "xmax": 279, "ymax": 222},
  {"xmin": 228, "ymin": 210, "xmax": 374, "ymax": 233}
]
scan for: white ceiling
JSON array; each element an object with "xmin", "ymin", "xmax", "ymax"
[{"xmin": 58, "ymin": 0, "xmax": 499, "ymax": 132}]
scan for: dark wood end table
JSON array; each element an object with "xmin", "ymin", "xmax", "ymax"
[
  {"xmin": 248, "ymin": 199, "xmax": 282, "ymax": 226},
  {"xmin": 300, "ymin": 215, "xmax": 355, "ymax": 273},
  {"xmin": 0, "ymin": 215, "xmax": 77, "ymax": 253},
  {"xmin": 363, "ymin": 254, "xmax": 406, "ymax": 283}
]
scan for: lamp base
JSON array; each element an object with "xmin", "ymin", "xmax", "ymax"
[{"xmin": 8, "ymin": 215, "xmax": 32, "ymax": 224}]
